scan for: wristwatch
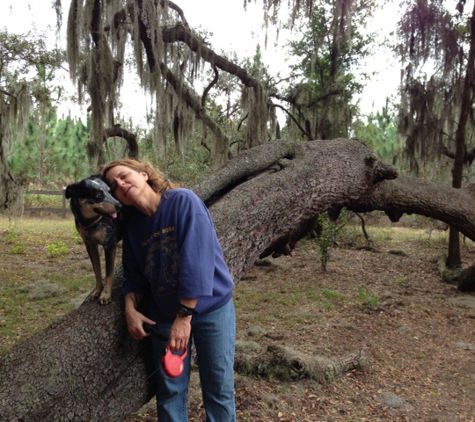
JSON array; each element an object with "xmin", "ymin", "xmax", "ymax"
[{"xmin": 177, "ymin": 303, "xmax": 197, "ymax": 317}]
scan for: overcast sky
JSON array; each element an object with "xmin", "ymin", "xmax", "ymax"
[{"xmin": 2, "ymin": 0, "xmax": 400, "ymax": 120}]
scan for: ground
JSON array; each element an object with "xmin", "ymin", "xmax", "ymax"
[{"xmin": 1, "ymin": 214, "xmax": 475, "ymax": 421}]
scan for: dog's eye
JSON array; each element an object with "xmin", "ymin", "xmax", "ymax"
[{"xmin": 96, "ymin": 191, "xmax": 104, "ymax": 199}]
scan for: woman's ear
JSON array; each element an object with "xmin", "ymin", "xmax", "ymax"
[{"xmin": 140, "ymin": 171, "xmax": 149, "ymax": 181}]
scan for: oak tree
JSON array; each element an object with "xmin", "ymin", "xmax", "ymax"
[{"xmin": 2, "ymin": 138, "xmax": 475, "ymax": 420}]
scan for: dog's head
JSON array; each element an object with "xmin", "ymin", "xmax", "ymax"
[{"xmin": 65, "ymin": 175, "xmax": 122, "ymax": 219}]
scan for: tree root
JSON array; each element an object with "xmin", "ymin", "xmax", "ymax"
[
  {"xmin": 435, "ymin": 256, "xmax": 475, "ymax": 289},
  {"xmin": 234, "ymin": 344, "xmax": 366, "ymax": 382},
  {"xmin": 450, "ymin": 260, "xmax": 475, "ymax": 291}
]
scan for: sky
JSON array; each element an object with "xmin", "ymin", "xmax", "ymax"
[{"xmin": 1, "ymin": 0, "xmax": 400, "ymax": 122}]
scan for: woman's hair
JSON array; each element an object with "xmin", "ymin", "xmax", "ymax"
[{"xmin": 98, "ymin": 159, "xmax": 180, "ymax": 193}]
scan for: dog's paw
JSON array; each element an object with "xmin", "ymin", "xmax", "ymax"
[
  {"xmin": 99, "ymin": 291, "xmax": 112, "ymax": 305},
  {"xmin": 91, "ymin": 288, "xmax": 102, "ymax": 298}
]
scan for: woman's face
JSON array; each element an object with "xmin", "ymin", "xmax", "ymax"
[{"xmin": 104, "ymin": 165, "xmax": 150, "ymax": 206}]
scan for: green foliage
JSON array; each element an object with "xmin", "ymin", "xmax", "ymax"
[
  {"xmin": 146, "ymin": 141, "xmax": 213, "ymax": 186},
  {"xmin": 320, "ymin": 288, "xmax": 346, "ymax": 310},
  {"xmin": 282, "ymin": 1, "xmax": 375, "ymax": 140},
  {"xmin": 24, "ymin": 192, "xmax": 62, "ymax": 208},
  {"xmin": 0, "ymin": 29, "xmax": 66, "ymax": 182},
  {"xmin": 395, "ymin": 0, "xmax": 475, "ymax": 182},
  {"xmin": 4, "ymin": 230, "xmax": 25, "ymax": 254},
  {"xmin": 0, "ymin": 31, "xmax": 63, "ymax": 80},
  {"xmin": 4, "ymin": 230, "xmax": 19, "ymax": 243},
  {"xmin": 46, "ymin": 240, "xmax": 68, "ymax": 258},
  {"xmin": 9, "ymin": 113, "xmax": 91, "ymax": 183},
  {"xmin": 314, "ymin": 213, "xmax": 337, "ymax": 271},
  {"xmin": 357, "ymin": 288, "xmax": 378, "ymax": 307},
  {"xmin": 70, "ymin": 228, "xmax": 83, "ymax": 245},
  {"xmin": 353, "ymin": 100, "xmax": 403, "ymax": 167},
  {"xmin": 320, "ymin": 288, "xmax": 345, "ymax": 300},
  {"xmin": 8, "ymin": 107, "xmax": 215, "ymax": 186},
  {"xmin": 9, "ymin": 242, "xmax": 25, "ymax": 255}
]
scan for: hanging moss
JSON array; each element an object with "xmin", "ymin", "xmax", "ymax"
[
  {"xmin": 66, "ymin": 0, "xmax": 275, "ymax": 167},
  {"xmin": 396, "ymin": 0, "xmax": 468, "ymax": 179}
]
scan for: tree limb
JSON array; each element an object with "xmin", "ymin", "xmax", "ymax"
[
  {"xmin": 235, "ymin": 344, "xmax": 366, "ymax": 382},
  {"xmin": 161, "ymin": 23, "xmax": 260, "ymax": 88},
  {"xmin": 103, "ymin": 126, "xmax": 139, "ymax": 158}
]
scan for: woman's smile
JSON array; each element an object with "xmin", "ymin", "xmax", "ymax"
[{"xmin": 104, "ymin": 164, "xmax": 161, "ymax": 215}]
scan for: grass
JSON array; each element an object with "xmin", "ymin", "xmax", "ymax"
[
  {"xmin": 24, "ymin": 191, "xmax": 64, "ymax": 208},
  {"xmin": 357, "ymin": 288, "xmax": 379, "ymax": 307},
  {"xmin": 0, "ymin": 214, "xmax": 94, "ymax": 354}
]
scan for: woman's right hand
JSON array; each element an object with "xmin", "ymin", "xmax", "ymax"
[
  {"xmin": 125, "ymin": 308, "xmax": 156, "ymax": 340},
  {"xmin": 124, "ymin": 292, "xmax": 156, "ymax": 340}
]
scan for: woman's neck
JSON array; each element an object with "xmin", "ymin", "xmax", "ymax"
[{"xmin": 136, "ymin": 190, "xmax": 161, "ymax": 216}]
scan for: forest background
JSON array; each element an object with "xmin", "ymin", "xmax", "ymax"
[
  {"xmin": 4, "ymin": 0, "xmax": 475, "ymax": 270},
  {"xmin": 2, "ymin": 0, "xmax": 430, "ymax": 189},
  {"xmin": 1, "ymin": 0, "xmax": 475, "ymax": 332}
]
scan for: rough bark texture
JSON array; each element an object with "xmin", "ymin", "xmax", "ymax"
[
  {"xmin": 234, "ymin": 344, "xmax": 366, "ymax": 383},
  {"xmin": 0, "ymin": 274, "xmax": 156, "ymax": 422},
  {"xmin": 2, "ymin": 138, "xmax": 475, "ymax": 421}
]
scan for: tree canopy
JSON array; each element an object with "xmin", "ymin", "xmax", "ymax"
[
  {"xmin": 62, "ymin": 0, "xmax": 378, "ymax": 167},
  {"xmin": 0, "ymin": 30, "xmax": 63, "ymax": 212}
]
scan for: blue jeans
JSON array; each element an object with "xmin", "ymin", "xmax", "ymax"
[{"xmin": 150, "ymin": 300, "xmax": 236, "ymax": 422}]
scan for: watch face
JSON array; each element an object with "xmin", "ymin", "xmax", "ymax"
[{"xmin": 178, "ymin": 306, "xmax": 193, "ymax": 317}]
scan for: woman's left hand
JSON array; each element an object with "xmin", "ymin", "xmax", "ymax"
[{"xmin": 168, "ymin": 315, "xmax": 192, "ymax": 351}]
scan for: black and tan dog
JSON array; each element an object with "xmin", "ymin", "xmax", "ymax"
[{"xmin": 65, "ymin": 175, "xmax": 122, "ymax": 304}]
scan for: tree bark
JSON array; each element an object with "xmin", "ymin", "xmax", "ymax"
[
  {"xmin": 447, "ymin": 1, "xmax": 475, "ymax": 268},
  {"xmin": 234, "ymin": 344, "xmax": 366, "ymax": 382},
  {"xmin": 103, "ymin": 126, "xmax": 139, "ymax": 159},
  {"xmin": 3, "ymin": 138, "xmax": 475, "ymax": 421}
]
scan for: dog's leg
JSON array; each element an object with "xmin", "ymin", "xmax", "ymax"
[
  {"xmin": 100, "ymin": 243, "xmax": 117, "ymax": 305},
  {"xmin": 85, "ymin": 243, "xmax": 104, "ymax": 301}
]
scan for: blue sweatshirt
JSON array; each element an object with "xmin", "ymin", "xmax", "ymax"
[{"xmin": 121, "ymin": 188, "xmax": 234, "ymax": 321}]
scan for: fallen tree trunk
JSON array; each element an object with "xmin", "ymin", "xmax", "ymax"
[
  {"xmin": 234, "ymin": 344, "xmax": 366, "ymax": 382},
  {"xmin": 2, "ymin": 138, "xmax": 475, "ymax": 421}
]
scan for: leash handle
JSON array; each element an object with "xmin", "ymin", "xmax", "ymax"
[
  {"xmin": 143, "ymin": 323, "xmax": 169, "ymax": 341},
  {"xmin": 162, "ymin": 345, "xmax": 187, "ymax": 377}
]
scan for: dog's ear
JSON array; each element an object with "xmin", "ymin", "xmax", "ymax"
[
  {"xmin": 65, "ymin": 182, "xmax": 80, "ymax": 199},
  {"xmin": 65, "ymin": 185, "xmax": 73, "ymax": 199}
]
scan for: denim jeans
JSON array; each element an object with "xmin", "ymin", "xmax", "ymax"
[{"xmin": 150, "ymin": 299, "xmax": 236, "ymax": 421}]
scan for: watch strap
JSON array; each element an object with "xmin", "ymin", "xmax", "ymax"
[{"xmin": 177, "ymin": 303, "xmax": 197, "ymax": 317}]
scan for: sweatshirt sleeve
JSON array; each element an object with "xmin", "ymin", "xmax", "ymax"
[
  {"xmin": 174, "ymin": 191, "xmax": 217, "ymax": 299},
  {"xmin": 121, "ymin": 231, "xmax": 150, "ymax": 296}
]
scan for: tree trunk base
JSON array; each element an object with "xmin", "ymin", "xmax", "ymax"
[
  {"xmin": 437, "ymin": 256, "xmax": 459, "ymax": 285},
  {"xmin": 452, "ymin": 261, "xmax": 475, "ymax": 291}
]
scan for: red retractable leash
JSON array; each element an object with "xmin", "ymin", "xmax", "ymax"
[
  {"xmin": 161, "ymin": 345, "xmax": 187, "ymax": 377},
  {"xmin": 143, "ymin": 323, "xmax": 187, "ymax": 378}
]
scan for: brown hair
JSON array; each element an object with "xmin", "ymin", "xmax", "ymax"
[{"xmin": 98, "ymin": 159, "xmax": 180, "ymax": 193}]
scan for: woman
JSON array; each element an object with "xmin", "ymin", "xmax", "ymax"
[{"xmin": 99, "ymin": 159, "xmax": 236, "ymax": 421}]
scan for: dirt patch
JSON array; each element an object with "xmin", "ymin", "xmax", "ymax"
[{"xmin": 2, "ymin": 216, "xmax": 475, "ymax": 421}]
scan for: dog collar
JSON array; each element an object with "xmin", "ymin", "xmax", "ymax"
[{"xmin": 83, "ymin": 215, "xmax": 103, "ymax": 229}]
